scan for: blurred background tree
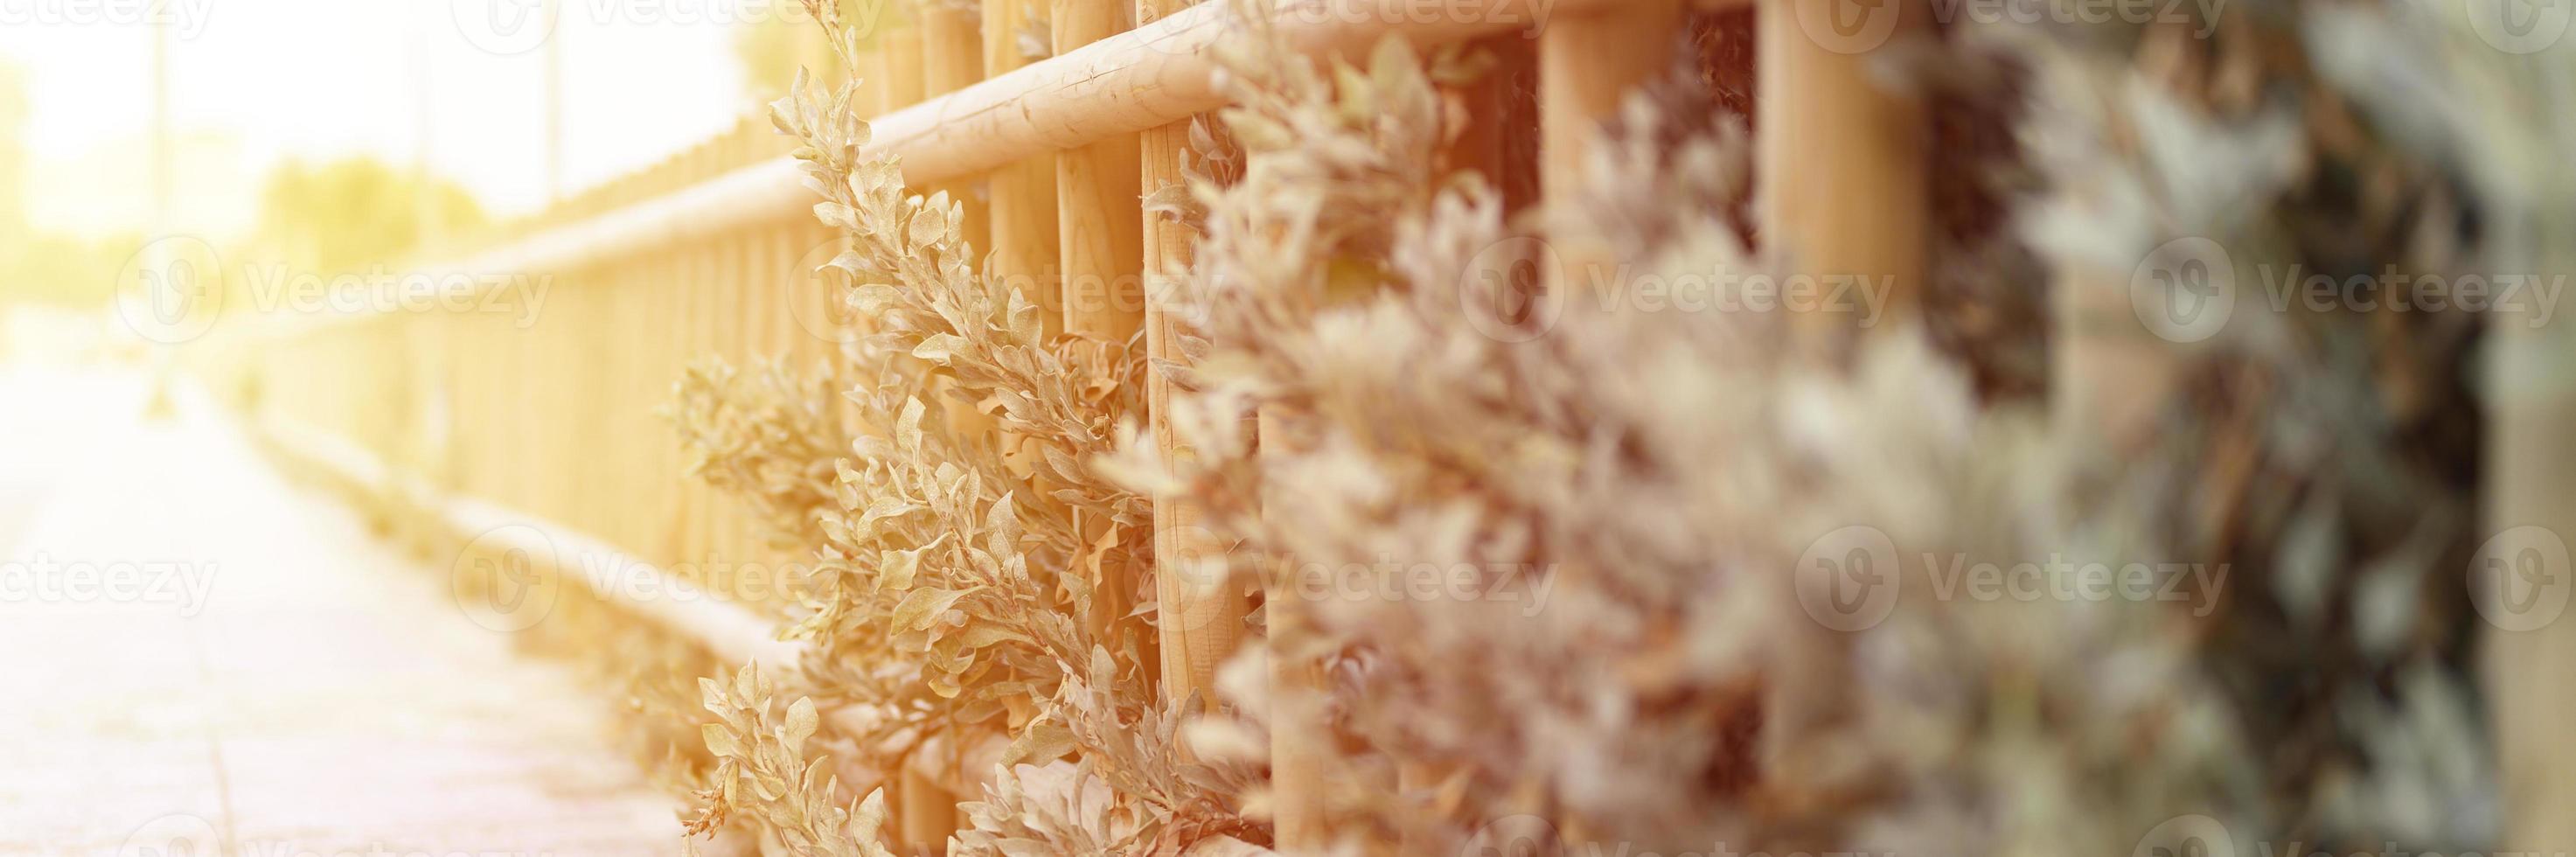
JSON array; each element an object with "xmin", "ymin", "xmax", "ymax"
[
  {"xmin": 252, "ymin": 157, "xmax": 488, "ymax": 276},
  {"xmin": 0, "ymin": 60, "xmax": 129, "ymax": 313},
  {"xmin": 731, "ymin": 0, "xmax": 870, "ymax": 107}
]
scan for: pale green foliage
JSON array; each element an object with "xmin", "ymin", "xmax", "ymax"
[
  {"xmin": 671, "ymin": 359, "xmax": 852, "ymax": 552},
  {"xmin": 674, "ymin": 0, "xmax": 1232, "ymax": 852},
  {"xmin": 685, "ymin": 665, "xmax": 896, "ymax": 857}
]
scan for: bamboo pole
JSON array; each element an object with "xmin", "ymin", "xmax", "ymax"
[
  {"xmin": 2487, "ymin": 240, "xmax": 2576, "ymax": 853},
  {"xmin": 1055, "ymin": 0, "xmax": 1152, "ymax": 657},
  {"xmin": 1755, "ymin": 0, "xmax": 1927, "ymax": 321},
  {"xmin": 1445, "ymin": 34, "xmax": 1538, "ymax": 215},
  {"xmin": 1538, "ymin": 1, "xmax": 1681, "ymax": 199},
  {"xmin": 922, "ymin": 3, "xmax": 991, "ymax": 253},
  {"xmin": 880, "ymin": 24, "xmax": 927, "ymax": 110},
  {"xmin": 897, "ymin": 761, "xmax": 950, "ymax": 856},
  {"xmin": 926, "ymin": 0, "xmax": 1002, "ymax": 454},
  {"xmin": 1754, "ymin": 0, "xmax": 1929, "ymax": 805},
  {"xmin": 985, "ymin": 0, "xmax": 1064, "ymax": 335},
  {"xmin": 1137, "ymin": 0, "xmax": 1247, "ymax": 711},
  {"xmin": 1054, "ymin": 0, "xmax": 1146, "ymax": 344},
  {"xmin": 1260, "ymin": 413, "xmax": 1329, "ymax": 851},
  {"xmin": 896, "ymin": 20, "xmax": 964, "ymax": 846}
]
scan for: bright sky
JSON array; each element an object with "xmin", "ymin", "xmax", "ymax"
[{"xmin": 0, "ymin": 0, "xmax": 771, "ymax": 240}]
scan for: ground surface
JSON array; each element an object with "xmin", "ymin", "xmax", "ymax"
[{"xmin": 0, "ymin": 363, "xmax": 679, "ymax": 856}]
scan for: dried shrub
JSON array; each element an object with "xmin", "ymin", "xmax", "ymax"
[{"xmin": 658, "ymin": 0, "xmax": 2569, "ymax": 852}]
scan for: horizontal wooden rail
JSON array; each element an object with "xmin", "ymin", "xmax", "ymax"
[
  {"xmin": 237, "ymin": 0, "xmax": 1646, "ymax": 341},
  {"xmin": 256, "ymin": 414, "xmax": 805, "ymax": 673}
]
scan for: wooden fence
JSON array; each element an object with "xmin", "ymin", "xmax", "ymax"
[
  {"xmin": 192, "ymin": 0, "xmax": 1954, "ymax": 851},
  {"xmin": 179, "ymin": 0, "xmax": 2576, "ymax": 852}
]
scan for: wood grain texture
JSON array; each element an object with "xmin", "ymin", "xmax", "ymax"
[{"xmin": 1055, "ymin": 0, "xmax": 1151, "ymax": 659}]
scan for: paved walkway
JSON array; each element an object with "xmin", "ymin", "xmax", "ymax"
[{"xmin": 0, "ymin": 365, "xmax": 680, "ymax": 856}]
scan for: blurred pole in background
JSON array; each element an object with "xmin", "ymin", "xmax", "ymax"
[
  {"xmin": 413, "ymin": 10, "xmax": 439, "ymax": 250},
  {"xmin": 143, "ymin": 14, "xmax": 177, "ymax": 415},
  {"xmin": 546, "ymin": 0, "xmax": 563, "ymax": 206}
]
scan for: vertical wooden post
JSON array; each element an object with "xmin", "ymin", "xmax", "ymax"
[
  {"xmin": 985, "ymin": 0, "xmax": 1063, "ymax": 336},
  {"xmin": 903, "ymin": 19, "xmax": 969, "ymax": 847},
  {"xmin": 1445, "ymin": 34, "xmax": 1539, "ymax": 215},
  {"xmin": 1137, "ymin": 0, "xmax": 1246, "ymax": 712},
  {"xmin": 1260, "ymin": 409, "xmax": 1330, "ymax": 853},
  {"xmin": 897, "ymin": 761, "xmax": 951, "ymax": 857},
  {"xmin": 1755, "ymin": 0, "xmax": 1927, "ymax": 320},
  {"xmin": 922, "ymin": 3, "xmax": 991, "ymax": 252},
  {"xmin": 1538, "ymin": 3, "xmax": 1681, "ymax": 199},
  {"xmin": 1537, "ymin": 0, "xmax": 1683, "ymax": 325},
  {"xmin": 1754, "ymin": 0, "xmax": 1930, "ymax": 803},
  {"xmin": 924, "ymin": 0, "xmax": 1000, "ymax": 454},
  {"xmin": 1054, "ymin": 0, "xmax": 1150, "ymax": 655},
  {"xmin": 879, "ymin": 24, "xmax": 925, "ymax": 111},
  {"xmin": 2488, "ymin": 248, "xmax": 2576, "ymax": 853}
]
